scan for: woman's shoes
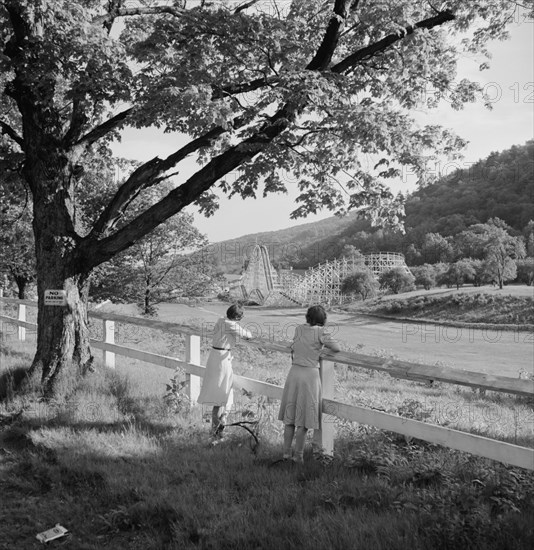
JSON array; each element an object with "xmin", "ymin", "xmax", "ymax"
[
  {"xmin": 292, "ymin": 452, "xmax": 304, "ymax": 465},
  {"xmin": 281, "ymin": 451, "xmax": 304, "ymax": 464},
  {"xmin": 208, "ymin": 419, "xmax": 226, "ymax": 446}
]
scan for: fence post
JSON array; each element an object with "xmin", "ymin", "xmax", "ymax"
[
  {"xmin": 185, "ymin": 334, "xmax": 201, "ymax": 405},
  {"xmin": 103, "ymin": 319, "xmax": 115, "ymax": 368},
  {"xmin": 17, "ymin": 303, "xmax": 26, "ymax": 342},
  {"xmin": 313, "ymin": 358, "xmax": 335, "ymax": 456},
  {"xmin": 0, "ymin": 288, "xmax": 3, "ymax": 340}
]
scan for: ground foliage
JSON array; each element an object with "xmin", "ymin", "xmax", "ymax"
[
  {"xmin": 3, "ymin": 0, "xmax": 534, "ymax": 394},
  {"xmin": 351, "ymin": 292, "xmax": 534, "ymax": 326},
  {"xmin": 1, "ymin": 340, "xmax": 534, "ymax": 549}
]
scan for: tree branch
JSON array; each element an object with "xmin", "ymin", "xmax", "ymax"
[
  {"xmin": 307, "ymin": 0, "xmax": 355, "ymax": 70},
  {"xmin": 218, "ymin": 3, "xmax": 452, "ymax": 100},
  {"xmin": 234, "ymin": 0, "xmax": 262, "ymax": 14},
  {"xmin": 217, "ymin": 0, "xmax": 355, "ymax": 97},
  {"xmin": 63, "ymin": 95, "xmax": 89, "ymax": 146},
  {"xmin": 83, "ymin": 2, "xmax": 353, "ymax": 250},
  {"xmin": 78, "ymin": 5, "xmax": 458, "ymax": 270},
  {"xmin": 0, "ymin": 119, "xmax": 24, "ymax": 149},
  {"xmin": 102, "ymin": 0, "xmax": 124, "ymax": 33},
  {"xmin": 75, "ymin": 0, "xmax": 347, "ymax": 150},
  {"xmin": 216, "ymin": 75, "xmax": 279, "ymax": 99},
  {"xmin": 331, "ymin": 9, "xmax": 455, "ymax": 73},
  {"xmin": 79, "ymin": 99, "xmax": 301, "ymax": 269},
  {"xmin": 86, "ymin": 125, "xmax": 226, "ymax": 241},
  {"xmin": 4, "ymin": 2, "xmax": 29, "ymax": 44},
  {"xmin": 73, "ymin": 107, "xmax": 133, "ymax": 148},
  {"xmin": 94, "ymin": 4, "xmax": 186, "ymax": 27}
]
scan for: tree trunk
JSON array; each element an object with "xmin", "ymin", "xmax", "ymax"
[
  {"xmin": 144, "ymin": 282, "xmax": 151, "ymax": 315},
  {"xmin": 497, "ymin": 266, "xmax": 504, "ymax": 289},
  {"xmin": 14, "ymin": 276, "xmax": 27, "ymax": 299},
  {"xmin": 30, "ymin": 270, "xmax": 93, "ymax": 397},
  {"xmin": 25, "ymin": 152, "xmax": 94, "ymax": 398}
]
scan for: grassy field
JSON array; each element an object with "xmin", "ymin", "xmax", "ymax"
[
  {"xmin": 1, "ymin": 328, "xmax": 534, "ymax": 550},
  {"xmin": 343, "ymin": 287, "xmax": 534, "ymax": 326}
]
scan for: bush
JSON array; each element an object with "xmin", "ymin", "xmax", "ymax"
[
  {"xmin": 411, "ymin": 264, "xmax": 437, "ymax": 290},
  {"xmin": 378, "ymin": 268, "xmax": 415, "ymax": 294},
  {"xmin": 438, "ymin": 259, "xmax": 476, "ymax": 289},
  {"xmin": 341, "ymin": 269, "xmax": 378, "ymax": 300}
]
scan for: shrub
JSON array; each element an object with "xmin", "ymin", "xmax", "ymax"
[
  {"xmin": 411, "ymin": 264, "xmax": 437, "ymax": 290},
  {"xmin": 439, "ymin": 259, "xmax": 476, "ymax": 289},
  {"xmin": 379, "ymin": 268, "xmax": 415, "ymax": 294},
  {"xmin": 341, "ymin": 269, "xmax": 378, "ymax": 300}
]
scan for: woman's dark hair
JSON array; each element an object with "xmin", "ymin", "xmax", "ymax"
[
  {"xmin": 306, "ymin": 305, "xmax": 327, "ymax": 326},
  {"xmin": 227, "ymin": 304, "xmax": 244, "ymax": 321}
]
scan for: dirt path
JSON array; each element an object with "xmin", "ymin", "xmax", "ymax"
[{"xmin": 157, "ymin": 303, "xmax": 533, "ymax": 378}]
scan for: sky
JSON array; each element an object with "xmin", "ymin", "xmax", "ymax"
[{"xmin": 111, "ymin": 13, "xmax": 534, "ymax": 244}]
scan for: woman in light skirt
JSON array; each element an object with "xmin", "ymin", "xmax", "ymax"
[
  {"xmin": 278, "ymin": 305, "xmax": 340, "ymax": 463},
  {"xmin": 197, "ymin": 304, "xmax": 252, "ymax": 439}
]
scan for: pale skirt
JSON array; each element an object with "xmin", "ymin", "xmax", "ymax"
[
  {"xmin": 197, "ymin": 349, "xmax": 234, "ymax": 409},
  {"xmin": 278, "ymin": 365, "xmax": 321, "ymax": 429}
]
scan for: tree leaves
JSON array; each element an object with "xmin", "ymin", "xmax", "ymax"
[{"xmin": 0, "ymin": 0, "xmax": 525, "ymax": 251}]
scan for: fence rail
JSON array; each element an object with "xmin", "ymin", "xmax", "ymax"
[{"xmin": 0, "ymin": 295, "xmax": 533, "ymax": 471}]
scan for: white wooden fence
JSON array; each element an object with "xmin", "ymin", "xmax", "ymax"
[{"xmin": 1, "ymin": 293, "xmax": 533, "ymax": 470}]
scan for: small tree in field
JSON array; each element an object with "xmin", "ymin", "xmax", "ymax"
[
  {"xmin": 379, "ymin": 268, "xmax": 415, "ymax": 294},
  {"xmin": 341, "ymin": 270, "xmax": 377, "ymax": 301},
  {"xmin": 411, "ymin": 264, "xmax": 436, "ymax": 290},
  {"xmin": 1, "ymin": 0, "xmax": 526, "ymax": 397},
  {"xmin": 439, "ymin": 259, "xmax": 476, "ymax": 290},
  {"xmin": 91, "ymin": 212, "xmax": 207, "ymax": 315},
  {"xmin": 484, "ymin": 256, "xmax": 518, "ymax": 288}
]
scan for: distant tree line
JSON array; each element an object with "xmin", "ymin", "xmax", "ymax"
[{"xmin": 340, "ymin": 217, "xmax": 531, "ymax": 299}]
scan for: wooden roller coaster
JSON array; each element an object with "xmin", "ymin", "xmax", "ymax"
[{"xmin": 230, "ymin": 245, "xmax": 411, "ymax": 306}]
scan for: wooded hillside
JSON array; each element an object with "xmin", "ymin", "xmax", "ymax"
[
  {"xmin": 405, "ymin": 140, "xmax": 534, "ymax": 237},
  {"xmin": 211, "ymin": 141, "xmax": 534, "ymax": 271}
]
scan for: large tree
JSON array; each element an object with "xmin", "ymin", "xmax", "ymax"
[
  {"xmin": 1, "ymin": 0, "xmax": 528, "ymax": 396},
  {"xmin": 454, "ymin": 219, "xmax": 526, "ymax": 288}
]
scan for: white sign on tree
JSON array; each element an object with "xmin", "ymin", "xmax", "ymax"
[{"xmin": 44, "ymin": 290, "xmax": 67, "ymax": 306}]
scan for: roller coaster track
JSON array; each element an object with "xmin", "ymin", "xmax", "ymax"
[
  {"xmin": 260, "ymin": 245, "xmax": 274, "ymax": 292},
  {"xmin": 230, "ymin": 246, "xmax": 412, "ymax": 306}
]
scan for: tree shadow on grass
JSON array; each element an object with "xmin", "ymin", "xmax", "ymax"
[
  {"xmin": 0, "ymin": 347, "xmax": 33, "ymax": 360},
  {"xmin": 0, "ymin": 365, "xmax": 30, "ymax": 400}
]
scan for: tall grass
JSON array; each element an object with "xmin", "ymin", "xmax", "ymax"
[{"xmin": 1, "ymin": 334, "xmax": 534, "ymax": 549}]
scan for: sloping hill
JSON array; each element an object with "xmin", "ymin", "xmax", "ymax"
[
  {"xmin": 210, "ymin": 141, "xmax": 534, "ymax": 271},
  {"xmin": 207, "ymin": 211, "xmax": 359, "ymax": 273},
  {"xmin": 405, "ymin": 140, "xmax": 534, "ymax": 236}
]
